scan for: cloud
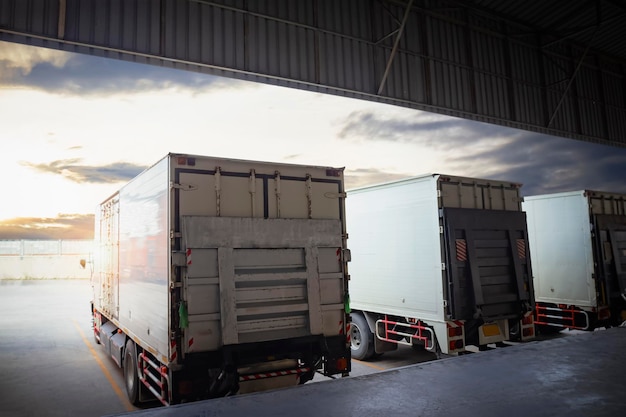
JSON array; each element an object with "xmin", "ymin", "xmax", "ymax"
[
  {"xmin": 0, "ymin": 40, "xmax": 242, "ymax": 95},
  {"xmin": 20, "ymin": 159, "xmax": 147, "ymax": 184},
  {"xmin": 0, "ymin": 41, "xmax": 71, "ymax": 78},
  {"xmin": 0, "ymin": 214, "xmax": 94, "ymax": 239},
  {"xmin": 456, "ymin": 132, "xmax": 626, "ymax": 196},
  {"xmin": 337, "ymin": 109, "xmax": 626, "ymax": 196},
  {"xmin": 338, "ymin": 110, "xmax": 517, "ymax": 146},
  {"xmin": 345, "ymin": 168, "xmax": 412, "ymax": 190}
]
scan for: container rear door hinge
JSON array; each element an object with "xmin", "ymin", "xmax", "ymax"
[
  {"xmin": 172, "ymin": 252, "xmax": 187, "ymax": 267},
  {"xmin": 324, "ymin": 192, "xmax": 347, "ymax": 199},
  {"xmin": 170, "ymin": 182, "xmax": 197, "ymax": 191},
  {"xmin": 439, "ymin": 226, "xmax": 444, "ymax": 234},
  {"xmin": 170, "ymin": 230, "xmax": 182, "ymax": 239},
  {"xmin": 441, "ymin": 263, "xmax": 446, "ymax": 271}
]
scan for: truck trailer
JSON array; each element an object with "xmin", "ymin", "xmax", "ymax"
[
  {"xmin": 346, "ymin": 174, "xmax": 535, "ymax": 359},
  {"xmin": 523, "ymin": 190, "xmax": 626, "ymax": 332},
  {"xmin": 91, "ymin": 153, "xmax": 351, "ymax": 406}
]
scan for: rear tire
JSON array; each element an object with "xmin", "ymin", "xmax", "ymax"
[
  {"xmin": 350, "ymin": 313, "xmax": 375, "ymax": 360},
  {"xmin": 124, "ymin": 339, "xmax": 140, "ymax": 405}
]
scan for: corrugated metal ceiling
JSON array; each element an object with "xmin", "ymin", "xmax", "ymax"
[{"xmin": 466, "ymin": 0, "xmax": 626, "ymax": 62}]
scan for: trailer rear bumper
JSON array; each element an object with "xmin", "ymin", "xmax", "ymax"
[{"xmin": 534, "ymin": 302, "xmax": 592, "ymax": 330}]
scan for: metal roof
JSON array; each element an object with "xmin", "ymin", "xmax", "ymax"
[{"xmin": 468, "ymin": 0, "xmax": 626, "ymax": 62}]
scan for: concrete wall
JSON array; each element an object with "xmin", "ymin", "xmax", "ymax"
[{"xmin": 0, "ymin": 240, "xmax": 93, "ymax": 279}]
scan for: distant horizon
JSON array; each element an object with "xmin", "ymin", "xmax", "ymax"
[{"xmin": 0, "ymin": 214, "xmax": 94, "ymax": 240}]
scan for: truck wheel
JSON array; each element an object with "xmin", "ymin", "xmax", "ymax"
[
  {"xmin": 124, "ymin": 339, "xmax": 141, "ymax": 405},
  {"xmin": 350, "ymin": 313, "xmax": 375, "ymax": 360}
]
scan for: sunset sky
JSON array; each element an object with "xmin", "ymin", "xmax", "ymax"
[{"xmin": 2, "ymin": 39, "xmax": 626, "ymax": 240}]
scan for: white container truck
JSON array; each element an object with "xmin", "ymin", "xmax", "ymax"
[
  {"xmin": 91, "ymin": 153, "xmax": 351, "ymax": 406},
  {"xmin": 523, "ymin": 190, "xmax": 626, "ymax": 332},
  {"xmin": 347, "ymin": 174, "xmax": 535, "ymax": 359}
]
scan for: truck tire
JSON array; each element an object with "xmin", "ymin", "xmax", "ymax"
[
  {"xmin": 350, "ymin": 313, "xmax": 375, "ymax": 360},
  {"xmin": 124, "ymin": 339, "xmax": 141, "ymax": 405}
]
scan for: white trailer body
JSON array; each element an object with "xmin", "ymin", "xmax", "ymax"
[
  {"xmin": 92, "ymin": 153, "xmax": 350, "ymax": 405},
  {"xmin": 523, "ymin": 190, "xmax": 626, "ymax": 331},
  {"xmin": 347, "ymin": 174, "xmax": 534, "ymax": 357}
]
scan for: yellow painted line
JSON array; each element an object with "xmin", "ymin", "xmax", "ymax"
[
  {"xmin": 353, "ymin": 359, "xmax": 386, "ymax": 371},
  {"xmin": 72, "ymin": 320, "xmax": 135, "ymax": 412}
]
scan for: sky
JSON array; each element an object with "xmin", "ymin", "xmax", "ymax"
[{"xmin": 2, "ymin": 39, "xmax": 626, "ymax": 240}]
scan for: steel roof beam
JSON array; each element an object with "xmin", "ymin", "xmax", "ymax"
[{"xmin": 377, "ymin": 0, "xmax": 414, "ymax": 95}]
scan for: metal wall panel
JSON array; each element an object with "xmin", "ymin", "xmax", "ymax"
[{"xmin": 0, "ymin": 0, "xmax": 625, "ymax": 147}]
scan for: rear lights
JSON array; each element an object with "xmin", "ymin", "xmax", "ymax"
[
  {"xmin": 176, "ymin": 156, "xmax": 196, "ymax": 166},
  {"xmin": 447, "ymin": 321, "xmax": 465, "ymax": 352},
  {"xmin": 336, "ymin": 357, "xmax": 349, "ymax": 372},
  {"xmin": 448, "ymin": 326, "xmax": 463, "ymax": 337},
  {"xmin": 449, "ymin": 340, "xmax": 464, "ymax": 351},
  {"xmin": 324, "ymin": 357, "xmax": 349, "ymax": 376}
]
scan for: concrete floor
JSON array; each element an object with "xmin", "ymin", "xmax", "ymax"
[{"xmin": 108, "ymin": 326, "xmax": 626, "ymax": 417}]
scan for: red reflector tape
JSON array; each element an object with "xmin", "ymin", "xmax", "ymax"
[
  {"xmin": 517, "ymin": 239, "xmax": 526, "ymax": 259},
  {"xmin": 170, "ymin": 340, "xmax": 177, "ymax": 361},
  {"xmin": 456, "ymin": 239, "xmax": 467, "ymax": 261},
  {"xmin": 449, "ymin": 340, "xmax": 464, "ymax": 351}
]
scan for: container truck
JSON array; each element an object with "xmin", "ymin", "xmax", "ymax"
[
  {"xmin": 91, "ymin": 153, "xmax": 351, "ymax": 406},
  {"xmin": 523, "ymin": 190, "xmax": 626, "ymax": 332},
  {"xmin": 346, "ymin": 174, "xmax": 535, "ymax": 359}
]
